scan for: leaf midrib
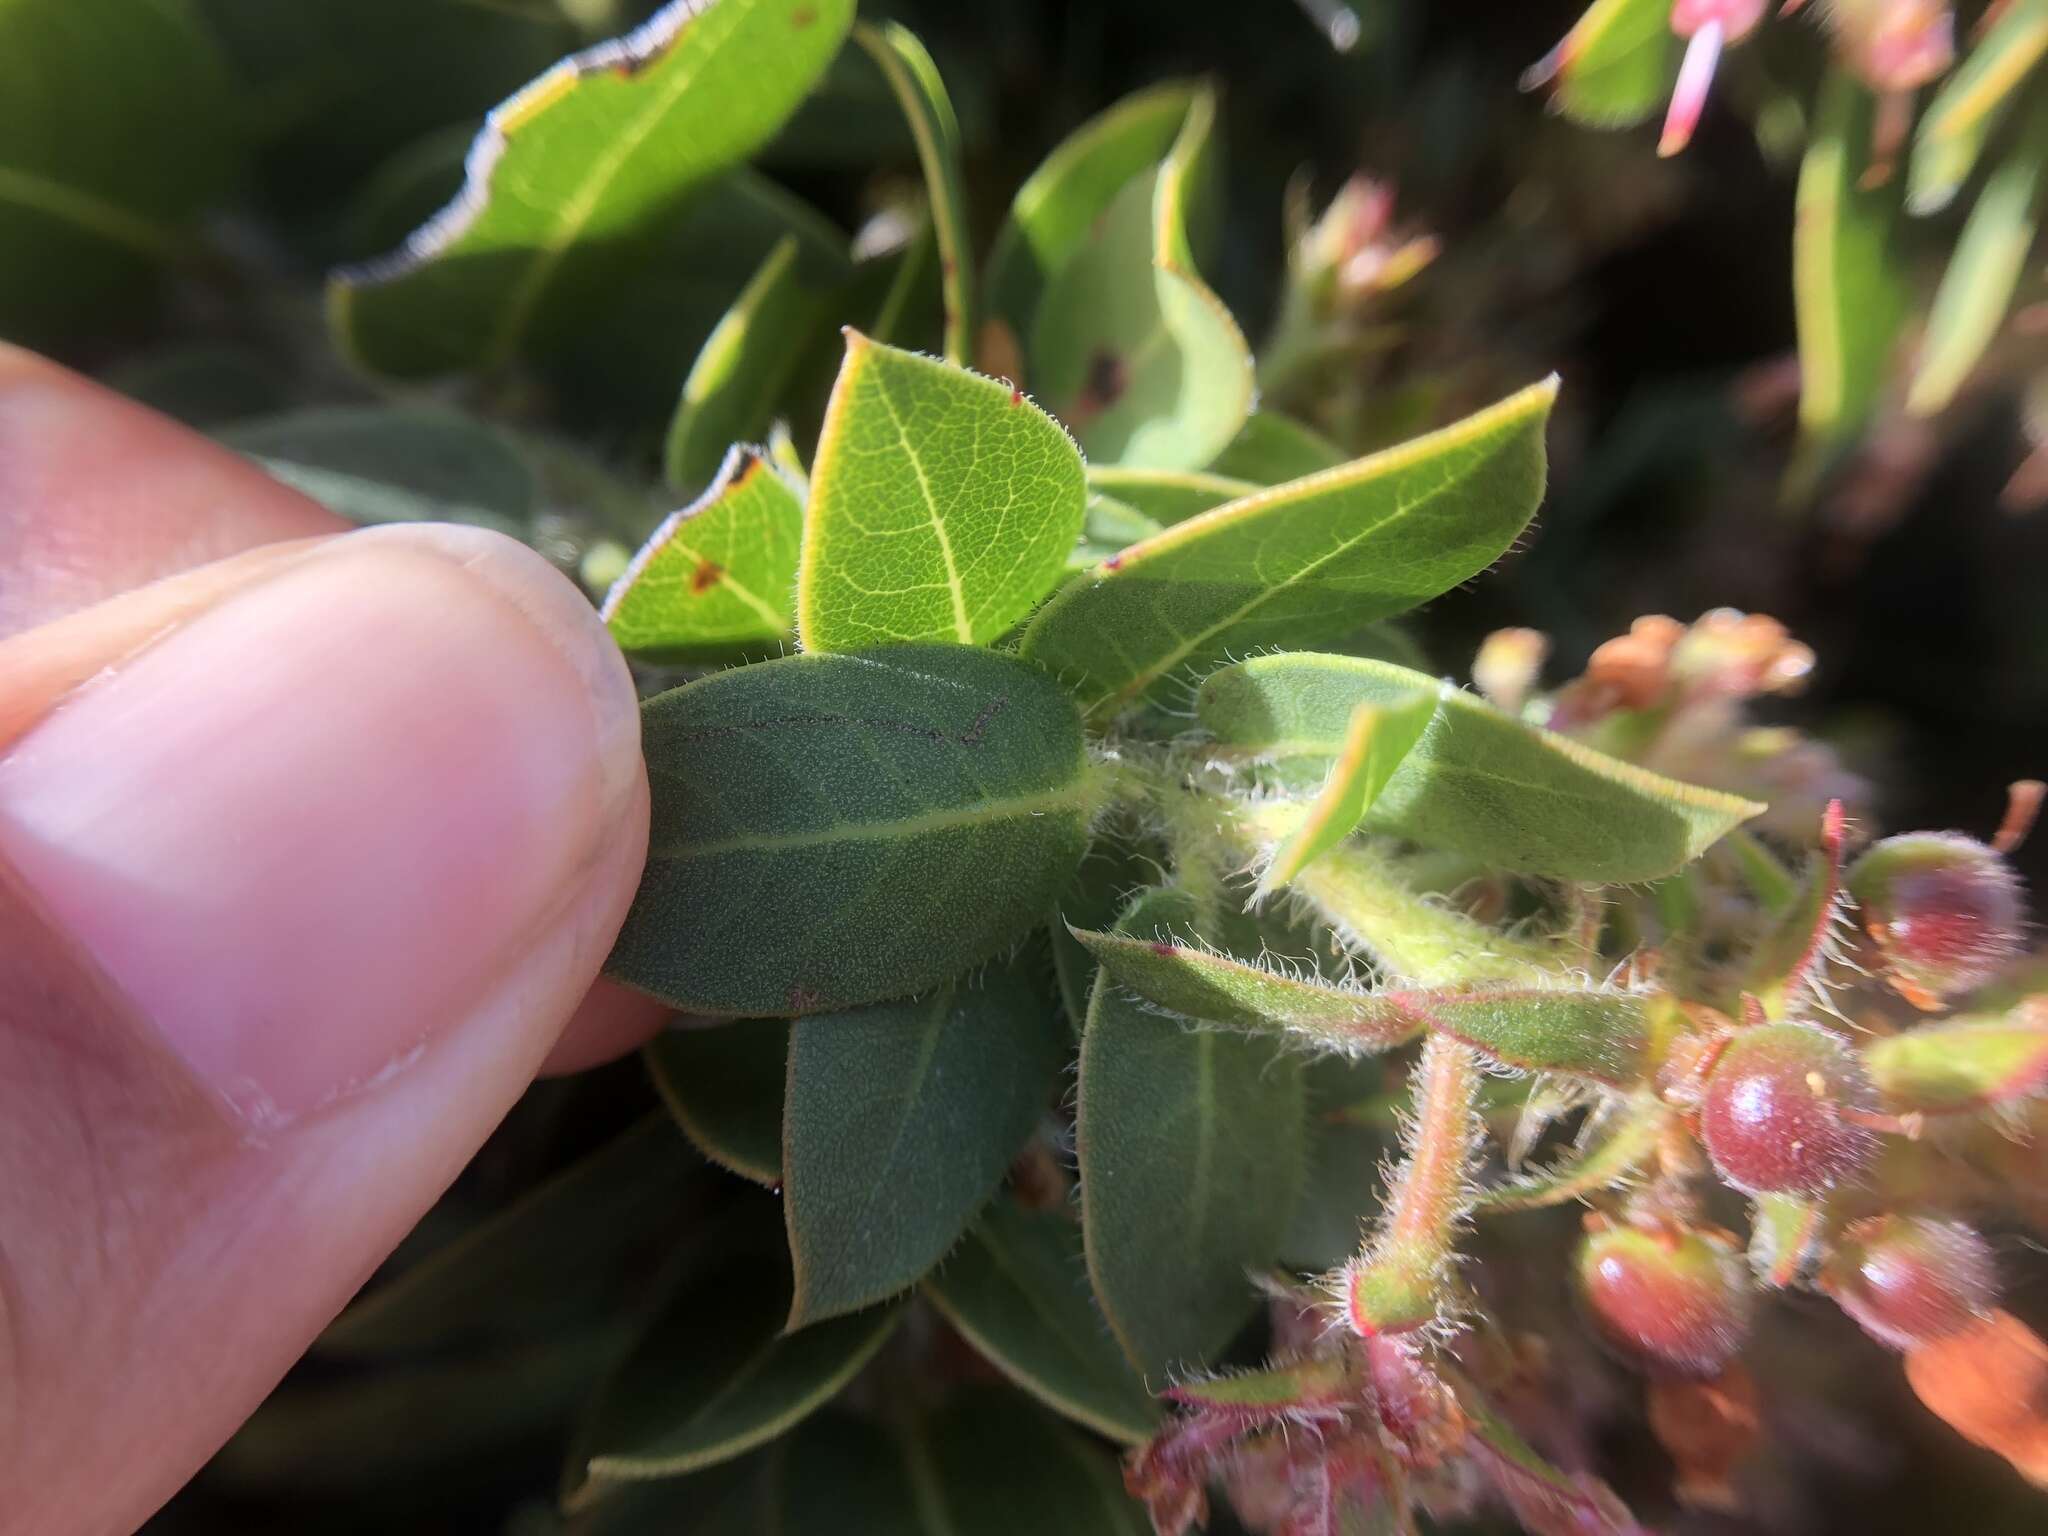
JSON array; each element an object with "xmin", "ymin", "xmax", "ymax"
[
  {"xmin": 868, "ymin": 358, "xmax": 975, "ymax": 641},
  {"xmin": 653, "ymin": 780, "xmax": 1087, "ymax": 860},
  {"xmin": 0, "ymin": 163, "xmax": 190, "ymax": 262}
]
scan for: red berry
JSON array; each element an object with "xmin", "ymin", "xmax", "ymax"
[
  {"xmin": 1846, "ymin": 833, "xmax": 2024, "ymax": 1008},
  {"xmin": 1824, "ymin": 1215, "xmax": 1996, "ymax": 1352},
  {"xmin": 1700, "ymin": 1023, "xmax": 1878, "ymax": 1196},
  {"xmin": 1577, "ymin": 1226, "xmax": 1754, "ymax": 1378}
]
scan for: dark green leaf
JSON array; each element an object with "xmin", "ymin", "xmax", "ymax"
[
  {"xmin": 568, "ymin": 1249, "xmax": 901, "ymax": 1499},
  {"xmin": 645, "ymin": 1022, "xmax": 788, "ymax": 1187},
  {"xmin": 1199, "ymin": 653, "xmax": 1760, "ymax": 882},
  {"xmin": 1527, "ymin": 0, "xmax": 1678, "ymax": 129},
  {"xmin": 1907, "ymin": 0, "xmax": 2048, "ymax": 213},
  {"xmin": 1908, "ymin": 100, "xmax": 2047, "ymax": 416},
  {"xmin": 797, "ymin": 333, "xmax": 1088, "ymax": 649},
  {"xmin": 1796, "ymin": 72, "xmax": 1907, "ymax": 450},
  {"xmin": 768, "ymin": 1414, "xmax": 924, "ymax": 1532},
  {"xmin": 320, "ymin": 1115, "xmax": 695, "ymax": 1356},
  {"xmin": 664, "ymin": 237, "xmax": 829, "ymax": 491},
  {"xmin": 984, "ymin": 80, "xmax": 1202, "ymax": 346},
  {"xmin": 1031, "ymin": 88, "xmax": 1254, "ymax": 469},
  {"xmin": 914, "ymin": 1387, "xmax": 1146, "ymax": 1536},
  {"xmin": 103, "ymin": 347, "xmax": 286, "ymax": 430},
  {"xmin": 1208, "ymin": 410, "xmax": 1347, "ymax": 483},
  {"xmin": 218, "ymin": 406, "xmax": 536, "ymax": 536},
  {"xmin": 1083, "ymin": 465, "xmax": 1256, "ymax": 525},
  {"xmin": 330, "ymin": 0, "xmax": 855, "ymax": 377},
  {"xmin": 1021, "ymin": 381, "xmax": 1556, "ymax": 715},
  {"xmin": 602, "ymin": 446, "xmax": 803, "ymax": 662},
  {"xmin": 924, "ymin": 1200, "xmax": 1159, "ymax": 1444},
  {"xmin": 1049, "ymin": 829, "xmax": 1164, "ymax": 1032},
  {"xmin": 610, "ymin": 646, "xmax": 1096, "ymax": 1016},
  {"xmin": 1077, "ymin": 890, "xmax": 1308, "ymax": 1380},
  {"xmin": 0, "ymin": 0, "xmax": 239, "ymax": 346},
  {"xmin": 852, "ymin": 22, "xmax": 972, "ymax": 362},
  {"xmin": 568, "ymin": 1453, "xmax": 767, "ymax": 1536},
  {"xmin": 783, "ymin": 963, "xmax": 1067, "ymax": 1326}
]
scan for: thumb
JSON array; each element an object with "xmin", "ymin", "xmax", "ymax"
[{"xmin": 0, "ymin": 523, "xmax": 649, "ymax": 1534}]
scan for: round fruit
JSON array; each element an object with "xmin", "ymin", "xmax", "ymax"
[
  {"xmin": 1824, "ymin": 1215, "xmax": 1996, "ymax": 1352},
  {"xmin": 1700, "ymin": 1023, "xmax": 1878, "ymax": 1196},
  {"xmin": 1845, "ymin": 833, "xmax": 2024, "ymax": 1008},
  {"xmin": 1576, "ymin": 1225, "xmax": 1754, "ymax": 1378}
]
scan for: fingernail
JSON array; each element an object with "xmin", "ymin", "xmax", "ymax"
[{"xmin": 0, "ymin": 525, "xmax": 641, "ymax": 1128}]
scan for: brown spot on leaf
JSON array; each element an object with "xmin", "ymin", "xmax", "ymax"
[
  {"xmin": 1066, "ymin": 348, "xmax": 1130, "ymax": 429},
  {"xmin": 791, "ymin": 5, "xmax": 817, "ymax": 27},
  {"xmin": 690, "ymin": 559, "xmax": 725, "ymax": 595},
  {"xmin": 786, "ymin": 984, "xmax": 826, "ymax": 1013}
]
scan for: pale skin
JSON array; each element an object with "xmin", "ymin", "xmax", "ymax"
[{"xmin": 0, "ymin": 345, "xmax": 671, "ymax": 1534}]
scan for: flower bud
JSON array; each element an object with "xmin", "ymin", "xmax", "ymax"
[
  {"xmin": 1700, "ymin": 1023, "xmax": 1879, "ymax": 1196},
  {"xmin": 1825, "ymin": 0, "xmax": 1955, "ymax": 93},
  {"xmin": 1823, "ymin": 1215, "xmax": 1996, "ymax": 1351},
  {"xmin": 1846, "ymin": 833, "xmax": 2025, "ymax": 1008},
  {"xmin": 1576, "ymin": 1224, "xmax": 1754, "ymax": 1377}
]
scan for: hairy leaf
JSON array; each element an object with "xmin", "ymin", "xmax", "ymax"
[
  {"xmin": 1907, "ymin": 0, "xmax": 2048, "ymax": 214},
  {"xmin": 220, "ymin": 406, "xmax": 536, "ymax": 536},
  {"xmin": 1078, "ymin": 890, "xmax": 1308, "ymax": 1380},
  {"xmin": 853, "ymin": 22, "xmax": 971, "ymax": 361},
  {"xmin": 568, "ymin": 1250, "xmax": 900, "ymax": 1498},
  {"xmin": 663, "ymin": 237, "xmax": 828, "ymax": 491},
  {"xmin": 1083, "ymin": 465, "xmax": 1257, "ymax": 525},
  {"xmin": 915, "ymin": 1387, "xmax": 1147, "ymax": 1535},
  {"xmin": 602, "ymin": 446, "xmax": 803, "ymax": 662},
  {"xmin": 1908, "ymin": 103, "xmax": 2047, "ymax": 417},
  {"xmin": 1021, "ymin": 381, "xmax": 1556, "ymax": 715},
  {"xmin": 1032, "ymin": 88, "xmax": 1254, "ymax": 469},
  {"xmin": 320, "ymin": 1116, "xmax": 696, "ymax": 1356},
  {"xmin": 984, "ymin": 80, "xmax": 1202, "ymax": 344},
  {"xmin": 0, "ymin": 0, "xmax": 239, "ymax": 346},
  {"xmin": 797, "ymin": 333, "xmax": 1088, "ymax": 649},
  {"xmin": 610, "ymin": 646, "xmax": 1095, "ymax": 1016},
  {"xmin": 1477, "ymin": 1092, "xmax": 1668, "ymax": 1211},
  {"xmin": 783, "ymin": 964, "xmax": 1067, "ymax": 1327},
  {"xmin": 1529, "ymin": 0, "xmax": 1678, "ymax": 129},
  {"xmin": 645, "ymin": 1022, "xmax": 788, "ymax": 1187},
  {"xmin": 1201, "ymin": 653, "xmax": 1760, "ymax": 881},
  {"xmin": 1863, "ymin": 1015, "xmax": 2048, "ymax": 1115},
  {"xmin": 1796, "ymin": 72, "xmax": 1907, "ymax": 450},
  {"xmin": 925, "ymin": 1200, "xmax": 1160, "ymax": 1444},
  {"xmin": 1256, "ymin": 695, "xmax": 1437, "ymax": 898},
  {"xmin": 1209, "ymin": 409, "xmax": 1347, "ymax": 483},
  {"xmin": 330, "ymin": 0, "xmax": 853, "ymax": 377}
]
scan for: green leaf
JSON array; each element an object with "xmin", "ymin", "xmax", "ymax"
[
  {"xmin": 664, "ymin": 237, "xmax": 828, "ymax": 491},
  {"xmin": 609, "ymin": 645, "xmax": 1095, "ymax": 1016},
  {"xmin": 1071, "ymin": 491, "xmax": 1167, "ymax": 570},
  {"xmin": 914, "ymin": 1387, "xmax": 1146, "ymax": 1536},
  {"xmin": 104, "ymin": 346, "xmax": 286, "ymax": 430},
  {"xmin": 1031, "ymin": 87, "xmax": 1255, "ymax": 469},
  {"xmin": 1749, "ymin": 1192, "xmax": 1824, "ymax": 1287},
  {"xmin": 1208, "ymin": 410, "xmax": 1347, "ymax": 483},
  {"xmin": 1077, "ymin": 889, "xmax": 1308, "ymax": 1380},
  {"xmin": 568, "ymin": 1452, "xmax": 767, "ymax": 1536},
  {"xmin": 783, "ymin": 963, "xmax": 1068, "ymax": 1327},
  {"xmin": 1796, "ymin": 72, "xmax": 1908, "ymax": 450},
  {"xmin": 218, "ymin": 406, "xmax": 536, "ymax": 536},
  {"xmin": 320, "ymin": 1115, "xmax": 696, "ymax": 1356},
  {"xmin": 1049, "ymin": 829, "xmax": 1164, "ymax": 1032},
  {"xmin": 329, "ymin": 0, "xmax": 855, "ymax": 378},
  {"xmin": 1199, "ymin": 652, "xmax": 1762, "ymax": 882},
  {"xmin": 568, "ymin": 1247, "xmax": 901, "ymax": 1500},
  {"xmin": 645, "ymin": 1022, "xmax": 788, "ymax": 1187},
  {"xmin": 601, "ymin": 446, "xmax": 803, "ymax": 662},
  {"xmin": 1021, "ymin": 380, "xmax": 1556, "ymax": 716},
  {"xmin": 1527, "ymin": 0, "xmax": 1678, "ymax": 129},
  {"xmin": 1256, "ymin": 696, "xmax": 1437, "ymax": 898},
  {"xmin": 984, "ymin": 80, "xmax": 1203, "ymax": 347},
  {"xmin": 1476, "ymin": 1091, "xmax": 1669, "ymax": 1211},
  {"xmin": 924, "ymin": 1200, "xmax": 1160, "ymax": 1445},
  {"xmin": 1863, "ymin": 1015, "xmax": 2048, "ymax": 1116},
  {"xmin": 0, "ymin": 0, "xmax": 239, "ymax": 347},
  {"xmin": 1907, "ymin": 102, "xmax": 2048, "ymax": 416},
  {"xmin": 768, "ymin": 1414, "xmax": 925, "ymax": 1532},
  {"xmin": 1082, "ymin": 466, "xmax": 1257, "ymax": 525},
  {"xmin": 1165, "ymin": 1355, "xmax": 1353, "ymax": 1413},
  {"xmin": 853, "ymin": 22, "xmax": 972, "ymax": 362},
  {"xmin": 1907, "ymin": 0, "xmax": 2048, "ymax": 214},
  {"xmin": 797, "ymin": 333, "xmax": 1088, "ymax": 649}
]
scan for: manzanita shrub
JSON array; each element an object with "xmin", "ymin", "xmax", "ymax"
[{"xmin": 13, "ymin": 0, "xmax": 2048, "ymax": 1531}]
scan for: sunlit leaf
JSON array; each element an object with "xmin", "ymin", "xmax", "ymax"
[
  {"xmin": 783, "ymin": 962, "xmax": 1067, "ymax": 1327},
  {"xmin": 1070, "ymin": 491, "xmax": 1166, "ymax": 570},
  {"xmin": 1208, "ymin": 409, "xmax": 1347, "ymax": 483},
  {"xmin": 1200, "ymin": 652, "xmax": 1760, "ymax": 881},
  {"xmin": 1526, "ymin": 0, "xmax": 1679, "ymax": 129},
  {"xmin": 797, "ymin": 333, "xmax": 1088, "ymax": 649},
  {"xmin": 1256, "ymin": 695, "xmax": 1437, "ymax": 898},
  {"xmin": 1863, "ymin": 1014, "xmax": 2048, "ymax": 1115},
  {"xmin": 610, "ymin": 646, "xmax": 1095, "ymax": 1016},
  {"xmin": 1083, "ymin": 465, "xmax": 1257, "ymax": 525},
  {"xmin": 1022, "ymin": 381, "xmax": 1557, "ymax": 715},
  {"xmin": 602, "ymin": 445, "xmax": 803, "ymax": 662},
  {"xmin": 329, "ymin": 0, "xmax": 854, "ymax": 377},
  {"xmin": 925, "ymin": 1200, "xmax": 1160, "ymax": 1444},
  {"xmin": 1907, "ymin": 0, "xmax": 2048, "ymax": 214}
]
